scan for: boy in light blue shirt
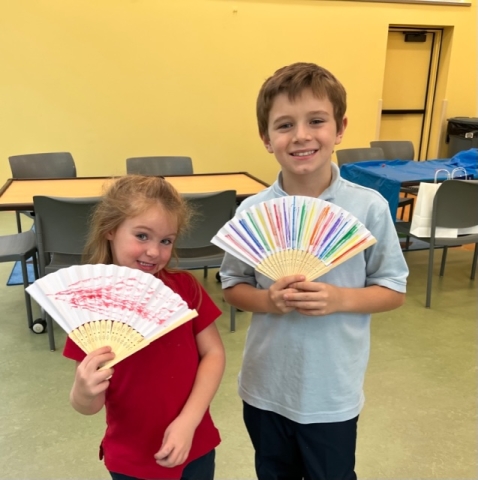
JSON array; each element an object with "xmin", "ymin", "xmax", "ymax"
[{"xmin": 220, "ymin": 62, "xmax": 409, "ymax": 480}]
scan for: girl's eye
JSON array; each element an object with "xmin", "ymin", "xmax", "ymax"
[
  {"xmin": 161, "ymin": 239, "xmax": 173, "ymax": 246},
  {"xmin": 136, "ymin": 233, "xmax": 148, "ymax": 241}
]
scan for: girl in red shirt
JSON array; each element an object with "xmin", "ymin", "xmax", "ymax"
[{"xmin": 64, "ymin": 175, "xmax": 225, "ymax": 480}]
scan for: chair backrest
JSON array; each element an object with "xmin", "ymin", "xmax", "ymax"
[
  {"xmin": 9, "ymin": 152, "xmax": 77, "ymax": 178},
  {"xmin": 173, "ymin": 190, "xmax": 237, "ymax": 267},
  {"xmin": 126, "ymin": 156, "xmax": 193, "ymax": 176},
  {"xmin": 370, "ymin": 141, "xmax": 415, "ymax": 161},
  {"xmin": 33, "ymin": 195, "xmax": 101, "ymax": 276},
  {"xmin": 433, "ymin": 180, "xmax": 478, "ymax": 230},
  {"xmin": 336, "ymin": 147, "xmax": 385, "ymax": 167}
]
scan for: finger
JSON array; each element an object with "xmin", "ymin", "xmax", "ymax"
[
  {"xmin": 288, "ymin": 280, "xmax": 323, "ymax": 291},
  {"xmin": 274, "ymin": 275, "xmax": 306, "ymax": 289},
  {"xmin": 82, "ymin": 348, "xmax": 114, "ymax": 369},
  {"xmin": 155, "ymin": 443, "xmax": 173, "ymax": 461},
  {"xmin": 91, "ymin": 352, "xmax": 116, "ymax": 371}
]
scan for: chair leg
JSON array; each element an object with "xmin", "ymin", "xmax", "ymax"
[
  {"xmin": 426, "ymin": 241, "xmax": 436, "ymax": 308},
  {"xmin": 20, "ymin": 257, "xmax": 34, "ymax": 329},
  {"xmin": 203, "ymin": 266, "xmax": 208, "ymax": 278},
  {"xmin": 15, "ymin": 211, "xmax": 22, "ymax": 233},
  {"xmin": 471, "ymin": 243, "xmax": 478, "ymax": 280},
  {"xmin": 439, "ymin": 246, "xmax": 448, "ymax": 277},
  {"xmin": 32, "ymin": 253, "xmax": 39, "ymax": 280},
  {"xmin": 230, "ymin": 306, "xmax": 236, "ymax": 332},
  {"xmin": 46, "ymin": 314, "xmax": 56, "ymax": 351}
]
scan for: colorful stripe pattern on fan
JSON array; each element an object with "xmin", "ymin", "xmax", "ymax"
[{"xmin": 211, "ymin": 196, "xmax": 377, "ymax": 281}]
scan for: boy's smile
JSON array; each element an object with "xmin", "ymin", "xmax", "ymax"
[{"xmin": 263, "ymin": 88, "xmax": 346, "ymax": 193}]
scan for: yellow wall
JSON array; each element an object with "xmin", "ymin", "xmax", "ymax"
[{"xmin": 1, "ymin": 0, "xmax": 476, "ymax": 186}]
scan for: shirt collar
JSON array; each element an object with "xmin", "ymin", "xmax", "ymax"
[{"xmin": 272, "ymin": 163, "xmax": 341, "ymax": 201}]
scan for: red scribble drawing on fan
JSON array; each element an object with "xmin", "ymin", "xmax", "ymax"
[{"xmin": 48, "ymin": 275, "xmax": 186, "ymax": 325}]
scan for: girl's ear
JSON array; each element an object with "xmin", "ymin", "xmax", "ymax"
[{"xmin": 106, "ymin": 231, "xmax": 115, "ymax": 240}]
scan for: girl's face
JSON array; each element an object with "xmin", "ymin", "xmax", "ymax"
[{"xmin": 106, "ymin": 204, "xmax": 178, "ymax": 275}]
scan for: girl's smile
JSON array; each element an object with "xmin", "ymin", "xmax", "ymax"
[{"xmin": 106, "ymin": 204, "xmax": 178, "ymax": 276}]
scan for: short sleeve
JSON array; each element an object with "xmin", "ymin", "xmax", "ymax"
[{"xmin": 63, "ymin": 336, "xmax": 86, "ymax": 362}]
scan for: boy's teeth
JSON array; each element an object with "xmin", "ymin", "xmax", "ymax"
[{"xmin": 293, "ymin": 150, "xmax": 315, "ymax": 156}]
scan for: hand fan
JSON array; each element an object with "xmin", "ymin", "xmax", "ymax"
[
  {"xmin": 211, "ymin": 196, "xmax": 377, "ymax": 281},
  {"xmin": 26, "ymin": 264, "xmax": 197, "ymax": 369}
]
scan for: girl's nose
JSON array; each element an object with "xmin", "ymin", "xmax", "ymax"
[{"xmin": 146, "ymin": 244, "xmax": 160, "ymax": 257}]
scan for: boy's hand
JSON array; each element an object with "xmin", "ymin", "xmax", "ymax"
[
  {"xmin": 74, "ymin": 346, "xmax": 115, "ymax": 398},
  {"xmin": 268, "ymin": 275, "xmax": 305, "ymax": 314},
  {"xmin": 154, "ymin": 416, "xmax": 195, "ymax": 468},
  {"xmin": 284, "ymin": 280, "xmax": 341, "ymax": 316}
]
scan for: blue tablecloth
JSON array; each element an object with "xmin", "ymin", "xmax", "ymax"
[{"xmin": 340, "ymin": 149, "xmax": 478, "ymax": 219}]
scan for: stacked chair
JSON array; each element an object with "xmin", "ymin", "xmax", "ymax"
[
  {"xmin": 32, "ymin": 195, "xmax": 101, "ymax": 350},
  {"xmin": 8, "ymin": 152, "xmax": 77, "ymax": 232},
  {"xmin": 126, "ymin": 156, "xmax": 193, "ymax": 176},
  {"xmin": 336, "ymin": 146, "xmax": 415, "ymax": 221}
]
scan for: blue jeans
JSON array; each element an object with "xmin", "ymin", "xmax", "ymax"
[{"xmin": 109, "ymin": 449, "xmax": 215, "ymax": 480}]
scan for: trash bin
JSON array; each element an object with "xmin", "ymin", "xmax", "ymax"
[{"xmin": 446, "ymin": 117, "xmax": 478, "ymax": 157}]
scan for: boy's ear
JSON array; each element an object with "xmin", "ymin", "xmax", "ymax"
[
  {"xmin": 261, "ymin": 135, "xmax": 273, "ymax": 153},
  {"xmin": 335, "ymin": 116, "xmax": 348, "ymax": 145}
]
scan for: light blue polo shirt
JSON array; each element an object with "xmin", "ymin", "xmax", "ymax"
[{"xmin": 220, "ymin": 163, "xmax": 409, "ymax": 424}]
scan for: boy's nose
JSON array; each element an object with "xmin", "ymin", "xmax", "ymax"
[{"xmin": 294, "ymin": 124, "xmax": 312, "ymax": 142}]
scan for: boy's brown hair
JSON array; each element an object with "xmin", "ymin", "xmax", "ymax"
[{"xmin": 256, "ymin": 62, "xmax": 347, "ymax": 140}]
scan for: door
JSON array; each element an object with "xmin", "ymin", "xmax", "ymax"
[{"xmin": 378, "ymin": 28, "xmax": 442, "ymax": 160}]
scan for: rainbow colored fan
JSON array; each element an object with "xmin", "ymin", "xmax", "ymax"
[
  {"xmin": 211, "ymin": 196, "xmax": 377, "ymax": 281},
  {"xmin": 26, "ymin": 264, "xmax": 197, "ymax": 369}
]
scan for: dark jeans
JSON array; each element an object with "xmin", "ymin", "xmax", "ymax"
[
  {"xmin": 243, "ymin": 401, "xmax": 358, "ymax": 480},
  {"xmin": 109, "ymin": 449, "xmax": 215, "ymax": 480}
]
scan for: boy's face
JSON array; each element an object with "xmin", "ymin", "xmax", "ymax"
[{"xmin": 262, "ymin": 88, "xmax": 346, "ymax": 180}]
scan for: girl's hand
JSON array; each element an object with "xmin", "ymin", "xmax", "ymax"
[
  {"xmin": 284, "ymin": 281, "xmax": 341, "ymax": 316},
  {"xmin": 154, "ymin": 416, "xmax": 196, "ymax": 468},
  {"xmin": 74, "ymin": 346, "xmax": 115, "ymax": 398},
  {"xmin": 268, "ymin": 275, "xmax": 305, "ymax": 314}
]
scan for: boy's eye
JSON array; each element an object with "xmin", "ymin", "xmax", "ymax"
[
  {"xmin": 310, "ymin": 119, "xmax": 324, "ymax": 125},
  {"xmin": 278, "ymin": 123, "xmax": 293, "ymax": 130}
]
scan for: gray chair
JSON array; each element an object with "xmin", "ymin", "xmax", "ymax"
[
  {"xmin": 337, "ymin": 146, "xmax": 415, "ymax": 223},
  {"xmin": 370, "ymin": 140, "xmax": 418, "ymax": 201},
  {"xmin": 336, "ymin": 147, "xmax": 386, "ymax": 166},
  {"xmin": 32, "ymin": 195, "xmax": 101, "ymax": 350},
  {"xmin": 8, "ymin": 152, "xmax": 77, "ymax": 232},
  {"xmin": 396, "ymin": 180, "xmax": 478, "ymax": 307},
  {"xmin": 126, "ymin": 156, "xmax": 193, "ymax": 176},
  {"xmin": 0, "ymin": 231, "xmax": 39, "ymax": 331},
  {"xmin": 172, "ymin": 190, "xmax": 238, "ymax": 331},
  {"xmin": 370, "ymin": 140, "xmax": 415, "ymax": 161}
]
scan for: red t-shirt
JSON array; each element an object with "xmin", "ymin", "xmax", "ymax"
[{"xmin": 63, "ymin": 270, "xmax": 222, "ymax": 479}]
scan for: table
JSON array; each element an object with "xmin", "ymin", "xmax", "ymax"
[
  {"xmin": 0, "ymin": 172, "xmax": 268, "ymax": 212},
  {"xmin": 340, "ymin": 150, "xmax": 478, "ymax": 219}
]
